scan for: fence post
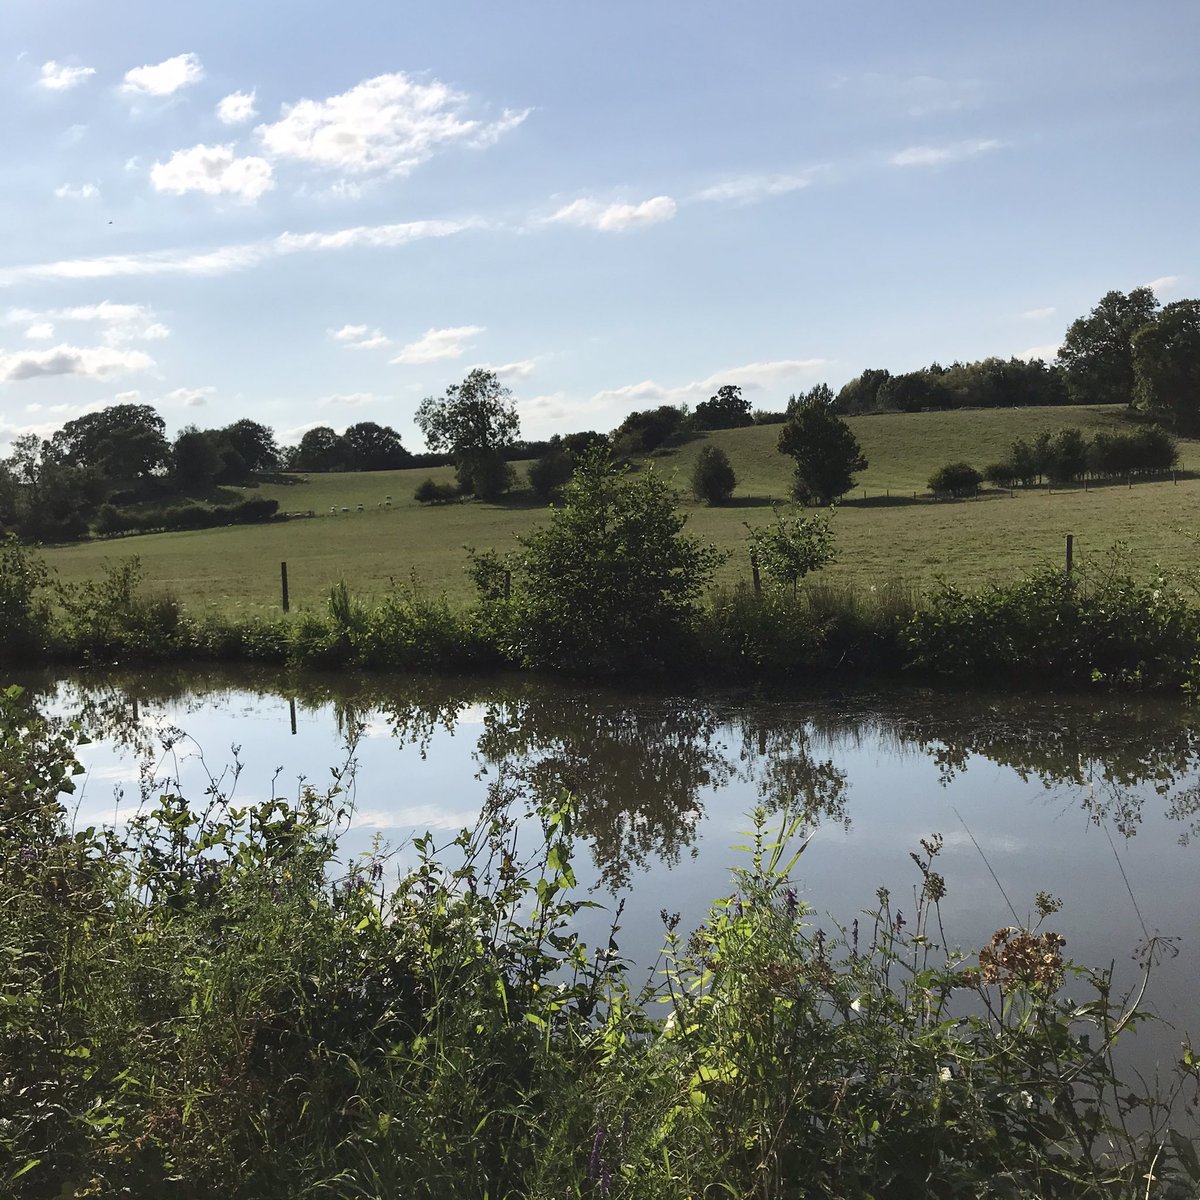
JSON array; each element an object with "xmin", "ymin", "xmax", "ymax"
[
  {"xmin": 1065, "ymin": 533, "xmax": 1073, "ymax": 577},
  {"xmin": 751, "ymin": 552, "xmax": 762, "ymax": 596},
  {"xmin": 280, "ymin": 561, "xmax": 290, "ymax": 613},
  {"xmin": 289, "ymin": 697, "xmax": 297, "ymax": 736}
]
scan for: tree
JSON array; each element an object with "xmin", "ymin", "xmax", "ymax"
[
  {"xmin": 527, "ymin": 441, "xmax": 575, "ymax": 500},
  {"xmin": 611, "ymin": 406, "xmax": 688, "ymax": 456},
  {"xmin": 50, "ymin": 403, "xmax": 169, "ymax": 482},
  {"xmin": 292, "ymin": 426, "xmax": 346, "ymax": 472},
  {"xmin": 221, "ymin": 419, "xmax": 279, "ymax": 473},
  {"xmin": 173, "ymin": 427, "xmax": 222, "ymax": 492},
  {"xmin": 786, "ymin": 383, "xmax": 834, "ymax": 415},
  {"xmin": 415, "ymin": 368, "xmax": 520, "ymax": 495},
  {"xmin": 342, "ymin": 422, "xmax": 412, "ymax": 471},
  {"xmin": 928, "ymin": 462, "xmax": 982, "ymax": 498},
  {"xmin": 692, "ymin": 385, "xmax": 753, "ymax": 431},
  {"xmin": 1132, "ymin": 299, "xmax": 1200, "ymax": 432},
  {"xmin": 777, "ymin": 399, "xmax": 868, "ymax": 505},
  {"xmin": 691, "ymin": 445, "xmax": 737, "ymax": 505},
  {"xmin": 834, "ymin": 369, "xmax": 891, "ymax": 414},
  {"xmin": 1057, "ymin": 288, "xmax": 1160, "ymax": 406},
  {"xmin": 515, "ymin": 449, "xmax": 724, "ymax": 673},
  {"xmin": 746, "ymin": 507, "xmax": 836, "ymax": 593}
]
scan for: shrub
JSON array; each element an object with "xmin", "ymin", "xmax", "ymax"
[
  {"xmin": 527, "ymin": 446, "xmax": 574, "ymax": 500},
  {"xmin": 414, "ymin": 478, "xmax": 459, "ymax": 504},
  {"xmin": 0, "ymin": 537, "xmax": 51, "ymax": 664},
  {"xmin": 928, "ymin": 462, "xmax": 982, "ymax": 498},
  {"xmin": 778, "ymin": 400, "xmax": 868, "ymax": 505},
  {"xmin": 514, "ymin": 448, "xmax": 724, "ymax": 673},
  {"xmin": 691, "ymin": 445, "xmax": 737, "ymax": 505},
  {"xmin": 983, "ymin": 461, "xmax": 1019, "ymax": 488},
  {"xmin": 746, "ymin": 507, "xmax": 836, "ymax": 592}
]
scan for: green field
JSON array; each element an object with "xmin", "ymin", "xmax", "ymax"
[{"xmin": 37, "ymin": 406, "xmax": 1200, "ymax": 614}]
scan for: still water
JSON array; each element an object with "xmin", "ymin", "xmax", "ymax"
[{"xmin": 16, "ymin": 665, "xmax": 1200, "ymax": 1076}]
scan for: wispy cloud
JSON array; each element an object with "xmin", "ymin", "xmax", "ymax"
[
  {"xmin": 1020, "ymin": 306, "xmax": 1056, "ymax": 320},
  {"xmin": 392, "ymin": 325, "xmax": 485, "ymax": 364},
  {"xmin": 1144, "ymin": 275, "xmax": 1180, "ymax": 295},
  {"xmin": 38, "ymin": 60, "xmax": 95, "ymax": 91},
  {"xmin": 330, "ymin": 324, "xmax": 391, "ymax": 349},
  {"xmin": 257, "ymin": 72, "xmax": 528, "ymax": 176},
  {"xmin": 889, "ymin": 138, "xmax": 1000, "ymax": 167},
  {"xmin": 545, "ymin": 195, "xmax": 676, "ymax": 232},
  {"xmin": 0, "ymin": 344, "xmax": 153, "ymax": 383},
  {"xmin": 151, "ymin": 143, "xmax": 274, "ymax": 202},
  {"xmin": 319, "ymin": 392, "xmax": 379, "ymax": 408},
  {"xmin": 122, "ymin": 53, "xmax": 204, "ymax": 98},
  {"xmin": 589, "ymin": 359, "xmax": 827, "ymax": 410},
  {"xmin": 696, "ymin": 174, "xmax": 810, "ymax": 205},
  {"xmin": 1016, "ymin": 342, "xmax": 1060, "ymax": 362},
  {"xmin": 474, "ymin": 358, "xmax": 539, "ymax": 381},
  {"xmin": 0, "ymin": 217, "xmax": 482, "ymax": 287},
  {"xmin": 54, "ymin": 182, "xmax": 100, "ymax": 201},
  {"xmin": 6, "ymin": 301, "xmax": 169, "ymax": 345},
  {"xmin": 216, "ymin": 89, "xmax": 257, "ymax": 125}
]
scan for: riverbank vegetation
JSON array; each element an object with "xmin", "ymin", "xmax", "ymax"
[{"xmin": 2, "ymin": 685, "xmax": 1196, "ymax": 1198}]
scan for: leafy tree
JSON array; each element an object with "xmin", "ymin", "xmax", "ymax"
[
  {"xmin": 928, "ymin": 462, "xmax": 982, "ymax": 498},
  {"xmin": 611, "ymin": 405, "xmax": 688, "ymax": 457},
  {"xmin": 415, "ymin": 368, "xmax": 520, "ymax": 495},
  {"xmin": 692, "ymin": 385, "xmax": 753, "ymax": 431},
  {"xmin": 983, "ymin": 461, "xmax": 1019, "ymax": 488},
  {"xmin": 293, "ymin": 426, "xmax": 346, "ymax": 472},
  {"xmin": 343, "ymin": 422, "xmax": 412, "ymax": 471},
  {"xmin": 527, "ymin": 442, "xmax": 575, "ymax": 500},
  {"xmin": 221, "ymin": 419, "xmax": 279, "ymax": 473},
  {"xmin": 1132, "ymin": 299, "xmax": 1200, "ymax": 432},
  {"xmin": 515, "ymin": 449, "xmax": 724, "ymax": 673},
  {"xmin": 691, "ymin": 445, "xmax": 737, "ymax": 505},
  {"xmin": 50, "ymin": 403, "xmax": 170, "ymax": 482},
  {"xmin": 1044, "ymin": 428, "xmax": 1089, "ymax": 484},
  {"xmin": 1057, "ymin": 288, "xmax": 1160, "ymax": 406},
  {"xmin": 746, "ymin": 507, "xmax": 836, "ymax": 593},
  {"xmin": 414, "ymin": 478, "xmax": 459, "ymax": 504},
  {"xmin": 785, "ymin": 383, "xmax": 834, "ymax": 415},
  {"xmin": 834, "ymin": 369, "xmax": 891, "ymax": 414},
  {"xmin": 468, "ymin": 449, "xmax": 517, "ymax": 501},
  {"xmin": 173, "ymin": 427, "xmax": 222, "ymax": 492},
  {"xmin": 777, "ymin": 399, "xmax": 868, "ymax": 505}
]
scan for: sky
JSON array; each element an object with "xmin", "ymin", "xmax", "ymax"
[{"xmin": 2, "ymin": 2, "xmax": 1197, "ymax": 453}]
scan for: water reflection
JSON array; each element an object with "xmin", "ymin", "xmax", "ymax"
[{"xmin": 14, "ymin": 667, "xmax": 1200, "ymax": 887}]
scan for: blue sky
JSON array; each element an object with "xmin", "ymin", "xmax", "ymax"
[{"xmin": 2, "ymin": 1, "xmax": 1197, "ymax": 452}]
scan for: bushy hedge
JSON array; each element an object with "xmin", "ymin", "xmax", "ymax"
[{"xmin": 94, "ymin": 498, "xmax": 280, "ymax": 536}]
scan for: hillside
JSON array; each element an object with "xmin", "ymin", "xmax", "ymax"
[{"xmin": 38, "ymin": 406, "xmax": 1200, "ymax": 613}]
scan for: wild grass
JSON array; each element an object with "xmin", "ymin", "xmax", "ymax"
[{"xmin": 3, "ymin": 689, "xmax": 1196, "ymax": 1198}]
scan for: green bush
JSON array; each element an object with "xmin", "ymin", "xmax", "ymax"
[
  {"xmin": 691, "ymin": 445, "xmax": 737, "ymax": 505},
  {"xmin": 0, "ymin": 537, "xmax": 51, "ymax": 664},
  {"xmin": 928, "ymin": 461, "xmax": 982, "ymax": 498},
  {"xmin": 414, "ymin": 478, "xmax": 460, "ymax": 504}
]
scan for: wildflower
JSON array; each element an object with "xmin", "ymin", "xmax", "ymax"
[
  {"xmin": 784, "ymin": 887, "xmax": 798, "ymax": 917},
  {"xmin": 660, "ymin": 908, "xmax": 681, "ymax": 932},
  {"xmin": 588, "ymin": 1123, "xmax": 606, "ymax": 1181}
]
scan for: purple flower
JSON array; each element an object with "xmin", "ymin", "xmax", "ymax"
[{"xmin": 588, "ymin": 1123, "xmax": 606, "ymax": 1180}]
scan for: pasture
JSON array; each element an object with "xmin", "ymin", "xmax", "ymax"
[{"xmin": 37, "ymin": 406, "xmax": 1200, "ymax": 614}]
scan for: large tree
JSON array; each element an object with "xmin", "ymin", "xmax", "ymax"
[
  {"xmin": 1057, "ymin": 287, "xmax": 1160, "ymax": 406},
  {"xmin": 342, "ymin": 422, "xmax": 412, "ymax": 471},
  {"xmin": 777, "ymin": 398, "xmax": 867, "ymax": 505},
  {"xmin": 415, "ymin": 368, "xmax": 519, "ymax": 496},
  {"xmin": 291, "ymin": 426, "xmax": 346, "ymax": 472},
  {"xmin": 1132, "ymin": 299, "xmax": 1200, "ymax": 432},
  {"xmin": 692, "ymin": 384, "xmax": 753, "ymax": 430},
  {"xmin": 50, "ymin": 403, "xmax": 169, "ymax": 482},
  {"xmin": 221, "ymin": 419, "xmax": 280, "ymax": 473}
]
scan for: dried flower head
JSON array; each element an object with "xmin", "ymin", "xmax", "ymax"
[{"xmin": 978, "ymin": 927, "xmax": 1066, "ymax": 989}]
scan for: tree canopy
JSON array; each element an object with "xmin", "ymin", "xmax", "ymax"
[
  {"xmin": 692, "ymin": 385, "xmax": 753, "ymax": 431},
  {"xmin": 1057, "ymin": 287, "xmax": 1160, "ymax": 406},
  {"xmin": 1132, "ymin": 299, "xmax": 1200, "ymax": 432},
  {"xmin": 777, "ymin": 398, "xmax": 868, "ymax": 505}
]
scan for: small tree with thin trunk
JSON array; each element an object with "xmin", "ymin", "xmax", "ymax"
[{"xmin": 691, "ymin": 446, "xmax": 737, "ymax": 505}]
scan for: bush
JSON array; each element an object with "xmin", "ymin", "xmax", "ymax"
[
  {"xmin": 746, "ymin": 507, "xmax": 836, "ymax": 592},
  {"xmin": 414, "ymin": 478, "xmax": 460, "ymax": 504},
  {"xmin": 778, "ymin": 401, "xmax": 868, "ymax": 505},
  {"xmin": 691, "ymin": 445, "xmax": 737, "ymax": 505},
  {"xmin": 514, "ymin": 449, "xmax": 724, "ymax": 673},
  {"xmin": 527, "ymin": 446, "xmax": 574, "ymax": 500},
  {"xmin": 983, "ymin": 461, "xmax": 1019, "ymax": 488},
  {"xmin": 0, "ymin": 538, "xmax": 51, "ymax": 664},
  {"xmin": 928, "ymin": 462, "xmax": 982, "ymax": 498}
]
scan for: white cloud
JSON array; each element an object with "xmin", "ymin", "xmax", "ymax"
[
  {"xmin": 257, "ymin": 72, "xmax": 528, "ymax": 176},
  {"xmin": 330, "ymin": 324, "xmax": 390, "ymax": 349},
  {"xmin": 0, "ymin": 217, "xmax": 482, "ymax": 287},
  {"xmin": 830, "ymin": 72, "xmax": 979, "ymax": 119},
  {"xmin": 319, "ymin": 392, "xmax": 379, "ymax": 408},
  {"xmin": 216, "ymin": 89, "xmax": 257, "ymax": 125},
  {"xmin": 591, "ymin": 359, "xmax": 828, "ymax": 410},
  {"xmin": 697, "ymin": 174, "xmax": 810, "ymax": 204},
  {"xmin": 151, "ymin": 143, "xmax": 274, "ymax": 202},
  {"xmin": 0, "ymin": 344, "xmax": 153, "ymax": 382},
  {"xmin": 163, "ymin": 386, "xmax": 214, "ymax": 407},
  {"xmin": 480, "ymin": 358, "xmax": 538, "ymax": 381},
  {"xmin": 38, "ymin": 60, "xmax": 95, "ymax": 91},
  {"xmin": 392, "ymin": 325, "xmax": 484, "ymax": 365},
  {"xmin": 24, "ymin": 323, "xmax": 54, "ymax": 340},
  {"xmin": 7, "ymin": 301, "xmax": 169, "ymax": 345},
  {"xmin": 1016, "ymin": 342, "xmax": 1061, "ymax": 362},
  {"xmin": 54, "ymin": 182, "xmax": 100, "ymax": 200},
  {"xmin": 122, "ymin": 53, "xmax": 204, "ymax": 97},
  {"xmin": 1020, "ymin": 306, "xmax": 1056, "ymax": 320},
  {"xmin": 889, "ymin": 139, "xmax": 1000, "ymax": 167},
  {"xmin": 546, "ymin": 195, "xmax": 676, "ymax": 232},
  {"xmin": 1144, "ymin": 275, "xmax": 1179, "ymax": 296}
]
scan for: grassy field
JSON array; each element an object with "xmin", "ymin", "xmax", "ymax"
[{"xmin": 37, "ymin": 405, "xmax": 1200, "ymax": 614}]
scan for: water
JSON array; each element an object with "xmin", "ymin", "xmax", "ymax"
[{"xmin": 13, "ymin": 665, "xmax": 1200, "ymax": 1078}]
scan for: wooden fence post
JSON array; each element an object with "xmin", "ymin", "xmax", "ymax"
[
  {"xmin": 280, "ymin": 562, "xmax": 290, "ymax": 613},
  {"xmin": 289, "ymin": 697, "xmax": 297, "ymax": 736},
  {"xmin": 750, "ymin": 552, "xmax": 762, "ymax": 596},
  {"xmin": 1065, "ymin": 534, "xmax": 1073, "ymax": 577}
]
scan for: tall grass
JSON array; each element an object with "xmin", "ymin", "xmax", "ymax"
[{"xmin": 2, "ymin": 688, "xmax": 1196, "ymax": 1197}]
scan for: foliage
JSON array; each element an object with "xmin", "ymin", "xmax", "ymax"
[
  {"xmin": 93, "ymin": 498, "xmax": 280, "ymax": 536},
  {"xmin": 1133, "ymin": 299, "xmax": 1200, "ymax": 432},
  {"xmin": 49, "ymin": 402, "xmax": 170, "ymax": 482},
  {"xmin": 692, "ymin": 384, "xmax": 753, "ymax": 430},
  {"xmin": 413, "ymin": 478, "xmax": 460, "ymax": 504},
  {"xmin": 0, "ymin": 537, "xmax": 51, "ymax": 664},
  {"xmin": 690, "ymin": 444, "xmax": 737, "ymax": 504},
  {"xmin": 778, "ymin": 398, "xmax": 868, "ymax": 504},
  {"xmin": 838, "ymin": 359, "xmax": 1067, "ymax": 415},
  {"xmin": 291, "ymin": 425, "xmax": 346, "ymax": 472},
  {"xmin": 342, "ymin": 420, "xmax": 413, "ymax": 471},
  {"xmin": 928, "ymin": 461, "xmax": 982, "ymax": 498},
  {"xmin": 463, "ymin": 447, "xmax": 517, "ymax": 501},
  {"xmin": 1, "ymin": 697, "xmax": 1194, "ymax": 1198},
  {"xmin": 527, "ymin": 444, "xmax": 575, "ymax": 500},
  {"xmin": 611, "ymin": 405, "xmax": 688, "ymax": 457},
  {"xmin": 1058, "ymin": 287, "xmax": 1161, "ymax": 406},
  {"xmin": 514, "ymin": 449, "xmax": 724, "ymax": 673},
  {"xmin": 172, "ymin": 425, "xmax": 223, "ymax": 491},
  {"xmin": 746, "ymin": 506, "xmax": 836, "ymax": 592}
]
